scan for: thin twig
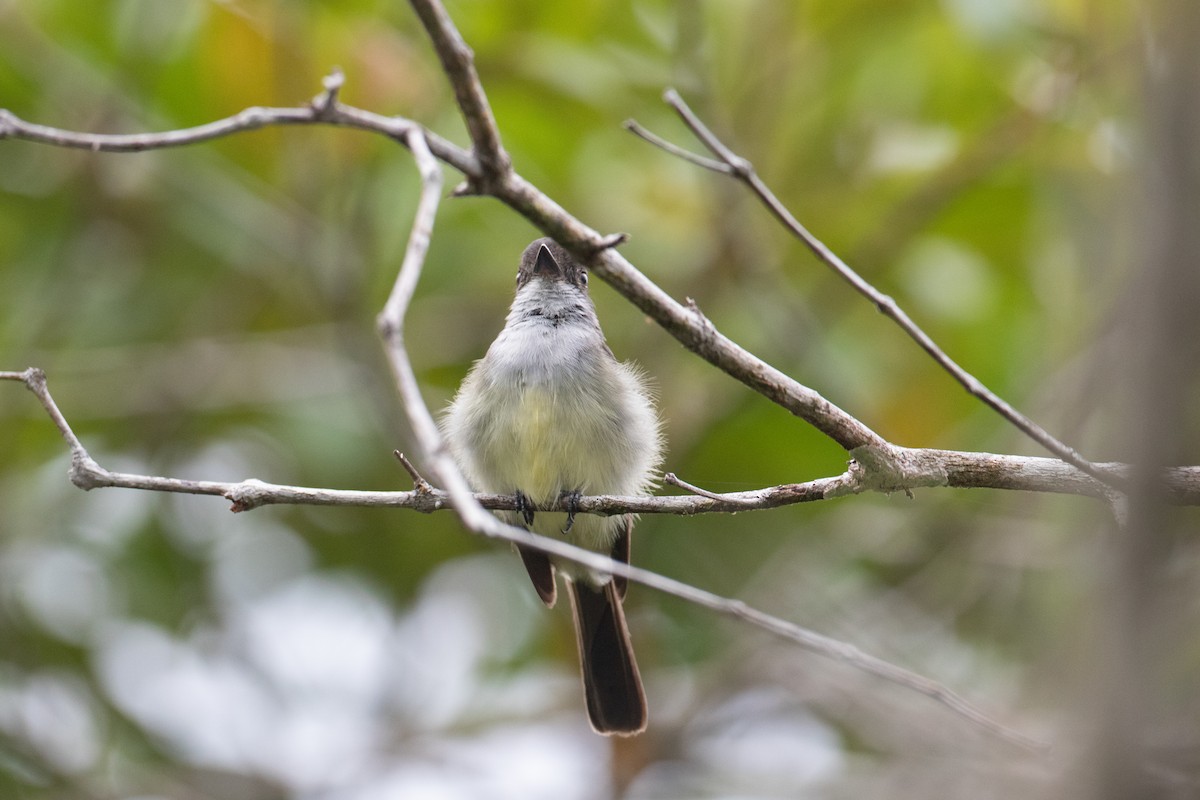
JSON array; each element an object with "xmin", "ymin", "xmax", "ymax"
[
  {"xmin": 0, "ymin": 75, "xmax": 482, "ymax": 180},
  {"xmin": 665, "ymin": 472, "xmax": 760, "ymax": 507},
  {"xmin": 623, "ymin": 119, "xmax": 732, "ymax": 174},
  {"xmin": 1, "ymin": 368, "xmax": 86, "ymax": 459},
  {"xmin": 393, "ymin": 450, "xmax": 434, "ymax": 494},
  {"xmin": 628, "ymin": 88, "xmax": 1121, "ymax": 493}
]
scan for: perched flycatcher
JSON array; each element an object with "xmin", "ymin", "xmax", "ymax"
[{"xmin": 441, "ymin": 238, "xmax": 663, "ymax": 735}]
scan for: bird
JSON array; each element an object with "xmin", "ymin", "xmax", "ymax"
[{"xmin": 441, "ymin": 237, "xmax": 663, "ymax": 734}]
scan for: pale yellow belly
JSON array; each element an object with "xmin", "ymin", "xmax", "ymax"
[{"xmin": 486, "ymin": 385, "xmax": 628, "ymax": 559}]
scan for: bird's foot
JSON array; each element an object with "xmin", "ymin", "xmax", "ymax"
[
  {"xmin": 514, "ymin": 491, "xmax": 535, "ymax": 527},
  {"xmin": 559, "ymin": 489, "xmax": 582, "ymax": 535}
]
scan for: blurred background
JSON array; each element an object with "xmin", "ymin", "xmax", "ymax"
[{"xmin": 2, "ymin": 1, "xmax": 1194, "ymax": 798}]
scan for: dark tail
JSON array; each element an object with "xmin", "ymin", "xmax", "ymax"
[{"xmin": 568, "ymin": 579, "xmax": 647, "ymax": 735}]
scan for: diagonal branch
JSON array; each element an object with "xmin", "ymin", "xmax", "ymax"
[
  {"xmin": 407, "ymin": 0, "xmax": 510, "ymax": 187},
  {"xmin": 627, "ymin": 89, "xmax": 1121, "ymax": 492}
]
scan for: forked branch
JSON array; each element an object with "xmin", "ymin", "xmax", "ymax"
[{"xmin": 626, "ymin": 90, "xmax": 1120, "ymax": 492}]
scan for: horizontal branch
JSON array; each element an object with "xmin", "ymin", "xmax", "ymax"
[
  {"xmin": 5, "ymin": 368, "xmax": 1197, "ymax": 511},
  {"xmin": 924, "ymin": 448, "xmax": 1199, "ymax": 503}
]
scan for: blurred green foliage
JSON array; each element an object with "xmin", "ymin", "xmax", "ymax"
[{"xmin": 0, "ymin": 1, "xmax": 1159, "ymax": 798}]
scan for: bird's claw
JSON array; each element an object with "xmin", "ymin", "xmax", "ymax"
[
  {"xmin": 515, "ymin": 491, "xmax": 535, "ymax": 526},
  {"xmin": 560, "ymin": 489, "xmax": 582, "ymax": 535}
]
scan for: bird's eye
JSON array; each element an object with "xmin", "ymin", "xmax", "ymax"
[{"xmin": 580, "ymin": 270, "xmax": 588, "ymax": 286}]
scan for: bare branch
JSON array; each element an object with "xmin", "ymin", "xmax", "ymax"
[
  {"xmin": 393, "ymin": 450, "xmax": 435, "ymax": 494},
  {"xmin": 407, "ymin": 0, "xmax": 510, "ymax": 187},
  {"xmin": 0, "ymin": 73, "xmax": 482, "ymax": 179},
  {"xmin": 665, "ymin": 472, "xmax": 762, "ymax": 507},
  {"xmin": 5, "ymin": 368, "xmax": 1196, "ymax": 509},
  {"xmin": 623, "ymin": 119, "xmax": 732, "ymax": 174},
  {"xmin": 626, "ymin": 88, "xmax": 1121, "ymax": 493},
  {"xmin": 1, "ymin": 368, "xmax": 84, "ymax": 459}
]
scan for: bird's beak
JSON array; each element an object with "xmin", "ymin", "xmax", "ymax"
[{"xmin": 533, "ymin": 244, "xmax": 563, "ymax": 279}]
